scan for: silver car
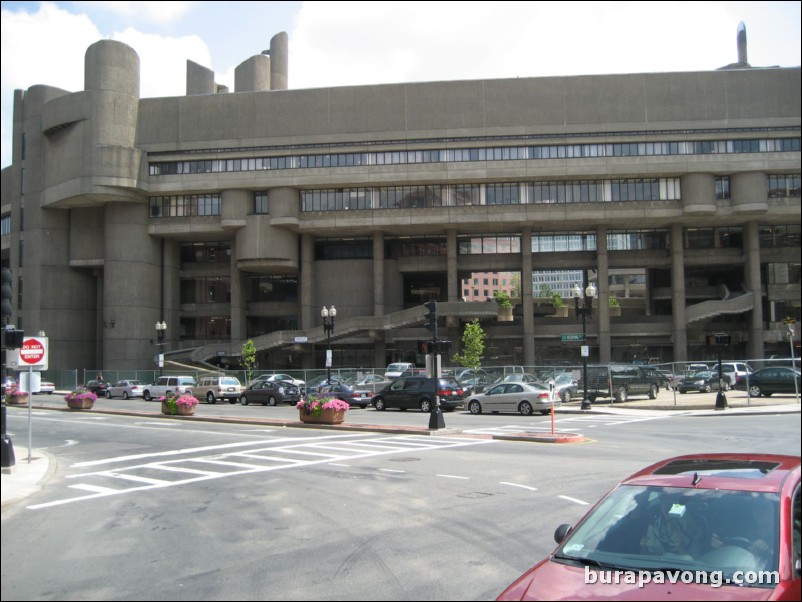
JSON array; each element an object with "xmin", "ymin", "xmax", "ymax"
[
  {"xmin": 142, "ymin": 376, "xmax": 196, "ymax": 401},
  {"xmin": 466, "ymin": 382, "xmax": 559, "ymax": 416},
  {"xmin": 105, "ymin": 379, "xmax": 144, "ymax": 399}
]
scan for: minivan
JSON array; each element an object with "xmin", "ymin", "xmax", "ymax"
[
  {"xmin": 142, "ymin": 376, "xmax": 196, "ymax": 401},
  {"xmin": 372, "ymin": 376, "xmax": 466, "ymax": 412},
  {"xmin": 197, "ymin": 375, "xmax": 243, "ymax": 404}
]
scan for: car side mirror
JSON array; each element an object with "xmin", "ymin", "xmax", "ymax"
[{"xmin": 554, "ymin": 523, "xmax": 573, "ymax": 544}]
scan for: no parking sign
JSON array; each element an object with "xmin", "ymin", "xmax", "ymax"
[{"xmin": 8, "ymin": 336, "xmax": 49, "ymax": 370}]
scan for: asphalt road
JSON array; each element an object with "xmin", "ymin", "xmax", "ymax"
[{"xmin": 2, "ymin": 404, "xmax": 799, "ymax": 601}]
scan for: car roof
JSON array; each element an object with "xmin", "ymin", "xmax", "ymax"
[{"xmin": 621, "ymin": 453, "xmax": 800, "ymax": 493}]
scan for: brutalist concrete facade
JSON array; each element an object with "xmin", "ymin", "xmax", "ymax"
[{"xmin": 2, "ymin": 33, "xmax": 800, "ymax": 374}]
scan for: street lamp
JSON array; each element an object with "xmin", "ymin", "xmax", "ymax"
[
  {"xmin": 572, "ymin": 281, "xmax": 597, "ymax": 411},
  {"xmin": 788, "ymin": 322, "xmax": 800, "ymax": 403},
  {"xmin": 321, "ymin": 305, "xmax": 336, "ymax": 384},
  {"xmin": 155, "ymin": 321, "xmax": 167, "ymax": 376}
]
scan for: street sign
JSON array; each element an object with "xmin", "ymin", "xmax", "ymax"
[
  {"xmin": 8, "ymin": 335, "xmax": 49, "ymax": 370},
  {"xmin": 561, "ymin": 333, "xmax": 585, "ymax": 342},
  {"xmin": 294, "ymin": 336, "xmax": 308, "ymax": 343}
]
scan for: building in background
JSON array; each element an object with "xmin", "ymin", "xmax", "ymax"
[{"xmin": 1, "ymin": 28, "xmax": 799, "ymax": 374}]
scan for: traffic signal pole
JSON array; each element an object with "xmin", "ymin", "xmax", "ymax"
[
  {"xmin": 2, "ymin": 268, "xmax": 17, "ymax": 470},
  {"xmin": 423, "ymin": 301, "xmax": 445, "ymax": 430}
]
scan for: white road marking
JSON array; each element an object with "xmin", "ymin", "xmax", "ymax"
[
  {"xmin": 27, "ymin": 434, "xmax": 493, "ymax": 510},
  {"xmin": 437, "ymin": 474, "xmax": 469, "ymax": 480},
  {"xmin": 500, "ymin": 482, "xmax": 537, "ymax": 491},
  {"xmin": 559, "ymin": 495, "xmax": 590, "ymax": 505}
]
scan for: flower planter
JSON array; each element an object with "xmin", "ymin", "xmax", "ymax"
[
  {"xmin": 6, "ymin": 394, "xmax": 29, "ymax": 406},
  {"xmin": 161, "ymin": 401, "xmax": 196, "ymax": 416},
  {"xmin": 497, "ymin": 306, "xmax": 514, "ymax": 322},
  {"xmin": 609, "ymin": 306, "xmax": 621, "ymax": 317},
  {"xmin": 299, "ymin": 408, "xmax": 345, "ymax": 425},
  {"xmin": 67, "ymin": 398, "xmax": 94, "ymax": 410},
  {"xmin": 553, "ymin": 306, "xmax": 569, "ymax": 318}
]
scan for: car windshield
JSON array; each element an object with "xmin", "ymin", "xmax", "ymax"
[
  {"xmin": 221, "ymin": 378, "xmax": 239, "ymax": 385},
  {"xmin": 387, "ymin": 364, "xmax": 408, "ymax": 371},
  {"xmin": 554, "ymin": 485, "xmax": 779, "ymax": 587}
]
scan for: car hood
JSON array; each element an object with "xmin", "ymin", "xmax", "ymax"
[{"xmin": 497, "ymin": 558, "xmax": 776, "ymax": 601}]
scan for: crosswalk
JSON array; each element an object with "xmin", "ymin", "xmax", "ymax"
[
  {"xmin": 28, "ymin": 433, "xmax": 492, "ymax": 510},
  {"xmin": 464, "ymin": 412, "xmax": 672, "ymax": 435}
]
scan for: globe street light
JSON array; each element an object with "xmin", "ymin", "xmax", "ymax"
[
  {"xmin": 321, "ymin": 306, "xmax": 336, "ymax": 384},
  {"xmin": 155, "ymin": 321, "xmax": 167, "ymax": 377},
  {"xmin": 572, "ymin": 281, "xmax": 597, "ymax": 411}
]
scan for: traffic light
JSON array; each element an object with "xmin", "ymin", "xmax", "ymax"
[
  {"xmin": 1, "ymin": 268, "xmax": 12, "ymax": 320},
  {"xmin": 1, "ymin": 327, "xmax": 24, "ymax": 350},
  {"xmin": 417, "ymin": 340, "xmax": 433, "ymax": 354},
  {"xmin": 423, "ymin": 300, "xmax": 437, "ymax": 334}
]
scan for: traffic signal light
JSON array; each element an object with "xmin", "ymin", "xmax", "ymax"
[
  {"xmin": 423, "ymin": 300, "xmax": 437, "ymax": 334},
  {"xmin": 1, "ymin": 268, "xmax": 13, "ymax": 319},
  {"xmin": 1, "ymin": 327, "xmax": 24, "ymax": 350},
  {"xmin": 434, "ymin": 340, "xmax": 451, "ymax": 354},
  {"xmin": 417, "ymin": 340, "xmax": 433, "ymax": 354}
]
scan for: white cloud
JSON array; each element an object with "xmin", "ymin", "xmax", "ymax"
[{"xmin": 74, "ymin": 1, "xmax": 194, "ymax": 23}]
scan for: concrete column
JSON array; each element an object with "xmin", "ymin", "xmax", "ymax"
[
  {"xmin": 230, "ymin": 241, "xmax": 246, "ymax": 342},
  {"xmin": 235, "ymin": 55, "xmax": 270, "ymax": 93},
  {"xmin": 300, "ymin": 233, "xmax": 315, "ymax": 332},
  {"xmin": 681, "ymin": 173, "xmax": 716, "ymax": 214},
  {"xmin": 373, "ymin": 232, "xmax": 386, "ymax": 367},
  {"xmin": 596, "ymin": 226, "xmax": 611, "ymax": 363},
  {"xmin": 670, "ymin": 223, "xmax": 688, "ymax": 362},
  {"xmin": 743, "ymin": 221, "xmax": 765, "ymax": 359},
  {"xmin": 732, "ymin": 172, "xmax": 769, "ymax": 213},
  {"xmin": 102, "ymin": 202, "xmax": 162, "ymax": 369},
  {"xmin": 447, "ymin": 229, "xmax": 458, "ymax": 302},
  {"xmin": 521, "ymin": 228, "xmax": 535, "ymax": 366}
]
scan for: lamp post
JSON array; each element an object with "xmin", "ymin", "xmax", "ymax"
[
  {"xmin": 155, "ymin": 321, "xmax": 167, "ymax": 376},
  {"xmin": 572, "ymin": 281, "xmax": 597, "ymax": 411},
  {"xmin": 788, "ymin": 322, "xmax": 800, "ymax": 403},
  {"xmin": 321, "ymin": 305, "xmax": 336, "ymax": 384}
]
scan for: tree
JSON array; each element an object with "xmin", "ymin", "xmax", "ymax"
[
  {"xmin": 451, "ymin": 319, "xmax": 485, "ymax": 370},
  {"xmin": 241, "ymin": 339, "xmax": 257, "ymax": 385}
]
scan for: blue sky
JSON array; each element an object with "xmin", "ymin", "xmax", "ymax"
[{"xmin": 2, "ymin": 1, "xmax": 800, "ymax": 168}]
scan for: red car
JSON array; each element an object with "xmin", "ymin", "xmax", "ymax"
[{"xmin": 497, "ymin": 453, "xmax": 801, "ymax": 601}]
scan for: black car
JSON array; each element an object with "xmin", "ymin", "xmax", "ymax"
[
  {"xmin": 738, "ymin": 367, "xmax": 801, "ymax": 397},
  {"xmin": 239, "ymin": 380, "xmax": 301, "ymax": 406},
  {"xmin": 676, "ymin": 370, "xmax": 724, "ymax": 394},
  {"xmin": 83, "ymin": 379, "xmax": 109, "ymax": 397},
  {"xmin": 371, "ymin": 376, "xmax": 466, "ymax": 412}
]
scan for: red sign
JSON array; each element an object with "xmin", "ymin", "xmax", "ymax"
[{"xmin": 20, "ymin": 338, "xmax": 46, "ymax": 365}]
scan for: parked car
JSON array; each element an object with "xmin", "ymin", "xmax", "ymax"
[
  {"xmin": 466, "ymin": 382, "xmax": 558, "ymax": 416},
  {"xmin": 239, "ymin": 380, "xmax": 301, "ymax": 406},
  {"xmin": 496, "ymin": 453, "xmax": 801, "ymax": 601},
  {"xmin": 105, "ymin": 379, "xmax": 144, "ymax": 399},
  {"xmin": 737, "ymin": 367, "xmax": 801, "ymax": 397},
  {"xmin": 537, "ymin": 372, "xmax": 578, "ymax": 403},
  {"xmin": 83, "ymin": 379, "xmax": 109, "ymax": 397},
  {"xmin": 717, "ymin": 361, "xmax": 753, "ymax": 389},
  {"xmin": 460, "ymin": 373, "xmax": 493, "ymax": 395},
  {"xmin": 653, "ymin": 368, "xmax": 676, "ymax": 390},
  {"xmin": 372, "ymin": 376, "xmax": 465, "ymax": 412},
  {"xmin": 197, "ymin": 375, "xmax": 244, "ymax": 404},
  {"xmin": 578, "ymin": 364, "xmax": 662, "ymax": 403},
  {"xmin": 677, "ymin": 370, "xmax": 725, "ymax": 394},
  {"xmin": 349, "ymin": 373, "xmax": 392, "ymax": 394},
  {"xmin": 309, "ymin": 382, "xmax": 373, "ymax": 408},
  {"xmin": 142, "ymin": 376, "xmax": 196, "ymax": 401},
  {"xmin": 302, "ymin": 374, "xmax": 345, "ymax": 396},
  {"xmin": 384, "ymin": 362, "xmax": 416, "ymax": 379},
  {"xmin": 252, "ymin": 373, "xmax": 306, "ymax": 388}
]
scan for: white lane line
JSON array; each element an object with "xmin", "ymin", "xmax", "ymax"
[
  {"xmin": 105, "ymin": 472, "xmax": 171, "ymax": 486},
  {"xmin": 559, "ymin": 495, "xmax": 590, "ymax": 505},
  {"xmin": 500, "ymin": 482, "xmax": 537, "ymax": 491},
  {"xmin": 379, "ymin": 468, "xmax": 405, "ymax": 473},
  {"xmin": 437, "ymin": 474, "xmax": 469, "ymax": 480},
  {"xmin": 69, "ymin": 484, "xmax": 119, "ymax": 494}
]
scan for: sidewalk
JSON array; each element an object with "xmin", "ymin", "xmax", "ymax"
[{"xmin": 2, "ymin": 394, "xmax": 798, "ymax": 510}]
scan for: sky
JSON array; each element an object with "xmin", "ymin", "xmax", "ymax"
[{"xmin": 1, "ymin": 1, "xmax": 800, "ymax": 168}]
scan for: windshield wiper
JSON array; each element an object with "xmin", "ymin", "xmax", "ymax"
[{"xmin": 552, "ymin": 554, "xmax": 631, "ymax": 571}]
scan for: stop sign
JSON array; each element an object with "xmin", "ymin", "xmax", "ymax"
[{"xmin": 19, "ymin": 338, "xmax": 47, "ymax": 366}]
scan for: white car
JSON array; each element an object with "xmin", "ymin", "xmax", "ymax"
[
  {"xmin": 37, "ymin": 380, "xmax": 56, "ymax": 394},
  {"xmin": 105, "ymin": 379, "xmax": 144, "ymax": 399}
]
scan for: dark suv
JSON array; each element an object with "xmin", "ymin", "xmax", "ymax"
[
  {"xmin": 579, "ymin": 364, "xmax": 662, "ymax": 403},
  {"xmin": 372, "ymin": 376, "xmax": 466, "ymax": 412}
]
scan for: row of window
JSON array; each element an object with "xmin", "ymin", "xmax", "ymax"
[
  {"xmin": 148, "ymin": 136, "xmax": 800, "ymax": 176},
  {"xmin": 143, "ymin": 174, "xmax": 798, "ymax": 219},
  {"xmin": 312, "ymin": 225, "xmax": 800, "ymax": 259}
]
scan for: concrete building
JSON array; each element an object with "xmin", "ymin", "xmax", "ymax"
[{"xmin": 2, "ymin": 30, "xmax": 800, "ymax": 375}]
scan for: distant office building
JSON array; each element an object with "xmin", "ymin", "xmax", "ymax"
[{"xmin": 2, "ymin": 28, "xmax": 799, "ymax": 373}]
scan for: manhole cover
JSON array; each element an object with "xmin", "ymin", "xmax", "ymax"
[{"xmin": 389, "ymin": 457, "xmax": 420, "ymax": 462}]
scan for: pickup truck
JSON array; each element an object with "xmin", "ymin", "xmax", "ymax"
[{"xmin": 579, "ymin": 364, "xmax": 663, "ymax": 403}]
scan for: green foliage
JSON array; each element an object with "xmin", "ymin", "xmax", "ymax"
[
  {"xmin": 551, "ymin": 292, "xmax": 564, "ymax": 307},
  {"xmin": 608, "ymin": 296, "xmax": 620, "ymax": 308},
  {"xmin": 241, "ymin": 339, "xmax": 257, "ymax": 384},
  {"xmin": 493, "ymin": 290, "xmax": 513, "ymax": 308},
  {"xmin": 451, "ymin": 319, "xmax": 485, "ymax": 370}
]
